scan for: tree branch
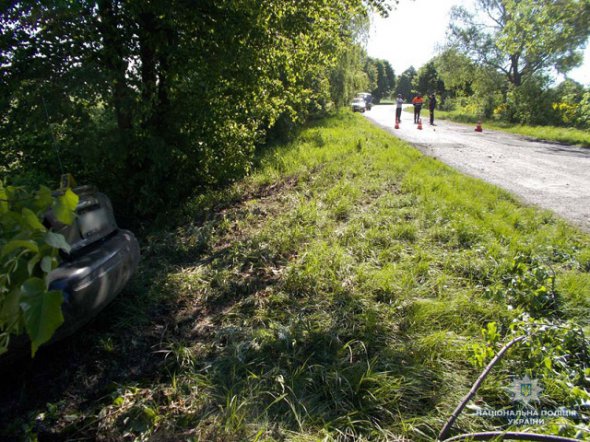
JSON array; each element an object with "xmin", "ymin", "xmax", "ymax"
[
  {"xmin": 438, "ymin": 335, "xmax": 528, "ymax": 441},
  {"xmin": 442, "ymin": 432, "xmax": 580, "ymax": 442}
]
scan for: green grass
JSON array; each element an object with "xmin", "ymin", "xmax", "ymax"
[
  {"xmin": 404, "ymin": 107, "xmax": 590, "ymax": 147},
  {"xmin": 5, "ymin": 110, "xmax": 590, "ymax": 441},
  {"xmin": 485, "ymin": 122, "xmax": 590, "ymax": 147}
]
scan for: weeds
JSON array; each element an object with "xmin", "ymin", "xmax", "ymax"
[{"xmin": 2, "ymin": 110, "xmax": 590, "ymax": 441}]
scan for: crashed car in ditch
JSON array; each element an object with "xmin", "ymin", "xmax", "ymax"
[
  {"xmin": 44, "ymin": 185, "xmax": 140, "ymax": 340},
  {"xmin": 3, "ymin": 184, "xmax": 140, "ymax": 358}
]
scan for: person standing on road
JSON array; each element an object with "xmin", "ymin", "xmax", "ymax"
[
  {"xmin": 395, "ymin": 94, "xmax": 404, "ymax": 123},
  {"xmin": 412, "ymin": 94, "xmax": 424, "ymax": 124},
  {"xmin": 429, "ymin": 93, "xmax": 437, "ymax": 125}
]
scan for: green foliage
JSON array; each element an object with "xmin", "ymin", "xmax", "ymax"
[
  {"xmin": 330, "ymin": 45, "xmax": 370, "ymax": 108},
  {"xmin": 485, "ymin": 254, "xmax": 559, "ymax": 318},
  {"xmin": 443, "ymin": 0, "xmax": 590, "ymax": 126},
  {"xmin": 1, "ymin": 0, "xmax": 392, "ymax": 219},
  {"xmin": 568, "ymin": 88, "xmax": 590, "ymax": 128},
  {"xmin": 571, "ymin": 91, "xmax": 590, "ymax": 129},
  {"xmin": 0, "ymin": 182, "xmax": 78, "ymax": 356},
  {"xmin": 434, "ymin": 49, "xmax": 505, "ymax": 117},
  {"xmin": 497, "ymin": 76, "xmax": 558, "ymax": 125},
  {"xmin": 470, "ymin": 316, "xmax": 590, "ymax": 425},
  {"xmin": 395, "ymin": 65, "xmax": 416, "ymax": 99},
  {"xmin": 470, "ymin": 322, "xmax": 501, "ymax": 368},
  {"xmin": 364, "ymin": 57, "xmax": 395, "ymax": 102},
  {"xmin": 448, "ymin": 0, "xmax": 590, "ymax": 87},
  {"xmin": 433, "ymin": 49, "xmax": 475, "ymax": 97},
  {"xmin": 432, "ymin": 48, "xmax": 590, "ymax": 127},
  {"xmin": 412, "ymin": 61, "xmax": 445, "ymax": 96}
]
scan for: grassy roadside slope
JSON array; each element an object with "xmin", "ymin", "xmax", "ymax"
[
  {"xmin": 4, "ymin": 111, "xmax": 590, "ymax": 441},
  {"xmin": 403, "ymin": 107, "xmax": 590, "ymax": 147}
]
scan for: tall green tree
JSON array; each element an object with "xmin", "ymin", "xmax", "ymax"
[
  {"xmin": 433, "ymin": 48, "xmax": 504, "ymax": 116},
  {"xmin": 433, "ymin": 49, "xmax": 476, "ymax": 98},
  {"xmin": 364, "ymin": 57, "xmax": 395, "ymax": 102},
  {"xmin": 378, "ymin": 59, "xmax": 396, "ymax": 100},
  {"xmin": 448, "ymin": 0, "xmax": 590, "ymax": 87},
  {"xmin": 394, "ymin": 66, "xmax": 416, "ymax": 99},
  {"xmin": 330, "ymin": 45, "xmax": 370, "ymax": 107},
  {"xmin": 364, "ymin": 57, "xmax": 378, "ymax": 93},
  {"xmin": 413, "ymin": 61, "xmax": 445, "ymax": 96}
]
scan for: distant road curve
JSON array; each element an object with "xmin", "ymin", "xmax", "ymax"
[{"xmin": 364, "ymin": 104, "xmax": 590, "ymax": 232}]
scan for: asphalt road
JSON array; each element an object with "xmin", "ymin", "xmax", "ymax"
[{"xmin": 364, "ymin": 104, "xmax": 590, "ymax": 233}]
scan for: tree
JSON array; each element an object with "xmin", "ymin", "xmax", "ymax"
[
  {"xmin": 1, "ymin": 0, "xmax": 393, "ymax": 218},
  {"xmin": 413, "ymin": 61, "xmax": 445, "ymax": 96},
  {"xmin": 364, "ymin": 57, "xmax": 395, "ymax": 102},
  {"xmin": 448, "ymin": 0, "xmax": 590, "ymax": 87},
  {"xmin": 433, "ymin": 49, "xmax": 475, "ymax": 98},
  {"xmin": 552, "ymin": 78, "xmax": 587, "ymax": 125},
  {"xmin": 379, "ymin": 59, "xmax": 396, "ymax": 100},
  {"xmin": 395, "ymin": 66, "xmax": 416, "ymax": 99},
  {"xmin": 555, "ymin": 79, "xmax": 586, "ymax": 103},
  {"xmin": 433, "ymin": 49, "xmax": 505, "ymax": 116},
  {"xmin": 330, "ymin": 45, "xmax": 370, "ymax": 107},
  {"xmin": 364, "ymin": 58, "xmax": 379, "ymax": 93}
]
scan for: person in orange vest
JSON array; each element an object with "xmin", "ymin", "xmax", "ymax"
[{"xmin": 411, "ymin": 94, "xmax": 424, "ymax": 124}]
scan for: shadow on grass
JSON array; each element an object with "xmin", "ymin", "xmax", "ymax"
[
  {"xmin": 0, "ymin": 173, "xmax": 301, "ymax": 438},
  {"xmin": 0, "ymin": 110, "xmax": 445, "ymax": 439},
  {"xmin": 0, "ymin": 179, "xmax": 444, "ymax": 441}
]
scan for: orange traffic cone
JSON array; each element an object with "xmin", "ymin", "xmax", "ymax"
[
  {"xmin": 475, "ymin": 121, "xmax": 483, "ymax": 132},
  {"xmin": 417, "ymin": 118, "xmax": 423, "ymax": 130},
  {"xmin": 395, "ymin": 119, "xmax": 399, "ymax": 129}
]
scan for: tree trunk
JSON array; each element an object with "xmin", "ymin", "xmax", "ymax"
[
  {"xmin": 509, "ymin": 54, "xmax": 521, "ymax": 87},
  {"xmin": 154, "ymin": 34, "xmax": 171, "ymax": 133},
  {"xmin": 139, "ymin": 12, "xmax": 157, "ymax": 109},
  {"xmin": 97, "ymin": 0, "xmax": 132, "ymax": 131},
  {"xmin": 138, "ymin": 10, "xmax": 172, "ymax": 133}
]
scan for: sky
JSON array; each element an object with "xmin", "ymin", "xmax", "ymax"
[{"xmin": 366, "ymin": 0, "xmax": 590, "ymax": 85}]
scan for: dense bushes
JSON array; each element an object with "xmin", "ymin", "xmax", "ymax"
[
  {"xmin": 1, "ymin": 1, "xmax": 383, "ymax": 220},
  {"xmin": 433, "ymin": 0, "xmax": 590, "ymax": 129},
  {"xmin": 493, "ymin": 77, "xmax": 590, "ymax": 127}
]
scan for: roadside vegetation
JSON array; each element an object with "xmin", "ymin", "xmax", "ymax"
[
  {"xmin": 2, "ymin": 1, "xmax": 590, "ymax": 440},
  {"xmin": 3, "ymin": 111, "xmax": 589, "ymax": 440},
  {"xmin": 0, "ymin": 1, "xmax": 392, "ymax": 221},
  {"xmin": 0, "ymin": 0, "xmax": 396, "ymax": 357},
  {"xmin": 488, "ymin": 123, "xmax": 590, "ymax": 148}
]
